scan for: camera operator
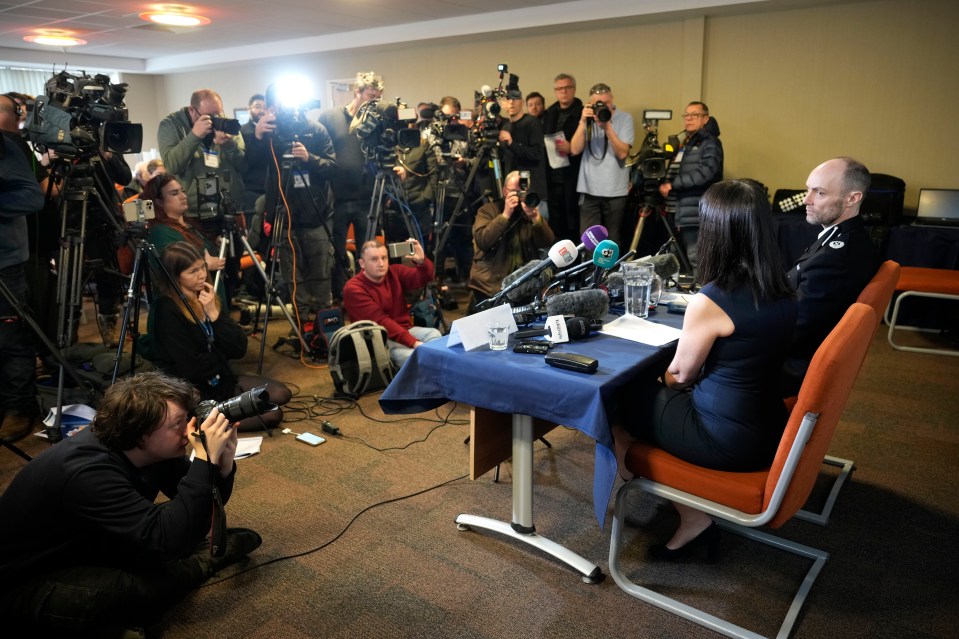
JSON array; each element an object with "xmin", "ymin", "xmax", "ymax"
[
  {"xmin": 158, "ymin": 88, "xmax": 246, "ymax": 224},
  {"xmin": 148, "ymin": 242, "xmax": 291, "ymax": 431},
  {"xmin": 543, "ymin": 73, "xmax": 583, "ymax": 243},
  {"xmin": 570, "ymin": 82, "xmax": 634, "ymax": 247},
  {"xmin": 498, "ymin": 84, "xmax": 549, "ymax": 221},
  {"xmin": 249, "ymin": 84, "xmax": 337, "ymax": 319},
  {"xmin": 319, "ymin": 71, "xmax": 383, "ymax": 301},
  {"xmin": 658, "ymin": 101, "xmax": 724, "ymax": 279},
  {"xmin": 467, "ymin": 170, "xmax": 555, "ymax": 313},
  {"xmin": 0, "ymin": 370, "xmax": 263, "ymax": 636},
  {"xmin": 239, "ymin": 93, "xmax": 268, "ymax": 221}
]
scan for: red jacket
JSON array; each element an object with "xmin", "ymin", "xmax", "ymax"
[{"xmin": 342, "ymin": 259, "xmax": 434, "ymax": 348}]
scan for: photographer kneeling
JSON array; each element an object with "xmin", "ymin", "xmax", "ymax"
[
  {"xmin": 149, "ymin": 241, "xmax": 292, "ymax": 432},
  {"xmin": 0, "ymin": 371, "xmax": 262, "ymax": 637}
]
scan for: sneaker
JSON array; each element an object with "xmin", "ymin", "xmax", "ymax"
[{"xmin": 207, "ymin": 527, "xmax": 262, "ymax": 575}]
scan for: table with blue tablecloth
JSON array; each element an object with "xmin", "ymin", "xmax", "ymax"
[{"xmin": 379, "ymin": 314, "xmax": 680, "ymax": 580}]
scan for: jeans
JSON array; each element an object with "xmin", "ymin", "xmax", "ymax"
[{"xmin": 388, "ymin": 326, "xmax": 442, "ymax": 369}]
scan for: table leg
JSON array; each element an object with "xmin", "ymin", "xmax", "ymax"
[{"xmin": 455, "ymin": 413, "xmax": 603, "ymax": 583}]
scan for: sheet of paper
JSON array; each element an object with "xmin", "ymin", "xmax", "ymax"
[
  {"xmin": 447, "ymin": 304, "xmax": 518, "ymax": 351},
  {"xmin": 599, "ymin": 314, "xmax": 682, "ymax": 346},
  {"xmin": 190, "ymin": 436, "xmax": 263, "ymax": 462},
  {"xmin": 545, "ymin": 132, "xmax": 570, "ymax": 169}
]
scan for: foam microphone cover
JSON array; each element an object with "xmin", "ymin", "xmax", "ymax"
[
  {"xmin": 501, "ymin": 260, "xmax": 549, "ymax": 304},
  {"xmin": 638, "ymin": 253, "xmax": 681, "ymax": 281},
  {"xmin": 546, "ymin": 288, "xmax": 609, "ymax": 321}
]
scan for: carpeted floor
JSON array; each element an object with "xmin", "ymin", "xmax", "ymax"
[{"xmin": 2, "ymin": 290, "xmax": 958, "ymax": 638}]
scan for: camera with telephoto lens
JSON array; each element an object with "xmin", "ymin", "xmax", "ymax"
[
  {"xmin": 589, "ymin": 101, "xmax": 612, "ymax": 124},
  {"xmin": 351, "ymin": 97, "xmax": 418, "ymax": 166},
  {"xmin": 210, "ymin": 116, "xmax": 241, "ymax": 135},
  {"xmin": 517, "ymin": 171, "xmax": 541, "ymax": 208},
  {"xmin": 194, "ymin": 385, "xmax": 277, "ymax": 425},
  {"xmin": 26, "ymin": 70, "xmax": 143, "ymax": 158}
]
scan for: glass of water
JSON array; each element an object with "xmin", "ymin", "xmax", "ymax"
[
  {"xmin": 622, "ymin": 261, "xmax": 657, "ymax": 318},
  {"xmin": 488, "ymin": 320, "xmax": 509, "ymax": 351}
]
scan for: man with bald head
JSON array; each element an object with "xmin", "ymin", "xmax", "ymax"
[{"xmin": 782, "ymin": 156, "xmax": 879, "ymax": 395}]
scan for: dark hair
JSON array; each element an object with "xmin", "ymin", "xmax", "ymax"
[
  {"xmin": 93, "ymin": 371, "xmax": 198, "ymax": 451},
  {"xmin": 156, "ymin": 242, "xmax": 216, "ymax": 320},
  {"xmin": 836, "ymin": 156, "xmax": 871, "ymax": 196},
  {"xmin": 687, "ymin": 100, "xmax": 709, "ymax": 115},
  {"xmin": 141, "ymin": 173, "xmax": 180, "ymax": 222},
  {"xmin": 696, "ymin": 180, "xmax": 794, "ymax": 302},
  {"xmin": 526, "ymin": 92, "xmax": 545, "ymax": 104},
  {"xmin": 249, "ymin": 93, "xmax": 265, "ymax": 105}
]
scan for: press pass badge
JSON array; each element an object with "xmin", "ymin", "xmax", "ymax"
[{"xmin": 203, "ymin": 149, "xmax": 220, "ymax": 168}]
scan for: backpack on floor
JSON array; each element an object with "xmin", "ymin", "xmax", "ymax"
[{"xmin": 328, "ymin": 320, "xmax": 395, "ymax": 398}]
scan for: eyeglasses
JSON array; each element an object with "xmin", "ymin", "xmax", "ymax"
[
  {"xmin": 553, "ymin": 85, "xmax": 575, "ymax": 92},
  {"xmin": 682, "ymin": 112, "xmax": 707, "ymax": 118},
  {"xmin": 589, "ymin": 89, "xmax": 610, "ymax": 95}
]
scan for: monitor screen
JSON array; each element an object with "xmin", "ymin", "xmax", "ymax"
[{"xmin": 914, "ymin": 188, "xmax": 959, "ymax": 227}]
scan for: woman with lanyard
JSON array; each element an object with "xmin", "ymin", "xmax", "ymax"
[{"xmin": 149, "ymin": 242, "xmax": 291, "ymax": 431}]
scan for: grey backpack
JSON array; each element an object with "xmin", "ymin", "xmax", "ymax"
[{"xmin": 328, "ymin": 321, "xmax": 395, "ymax": 398}]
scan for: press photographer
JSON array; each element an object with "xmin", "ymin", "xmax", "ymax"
[
  {"xmin": 0, "ymin": 371, "xmax": 263, "ymax": 636},
  {"xmin": 158, "ymin": 88, "xmax": 246, "ymax": 222},
  {"xmin": 250, "ymin": 83, "xmax": 337, "ymax": 318},
  {"xmin": 467, "ymin": 170, "xmax": 555, "ymax": 313},
  {"xmin": 498, "ymin": 76, "xmax": 549, "ymax": 221}
]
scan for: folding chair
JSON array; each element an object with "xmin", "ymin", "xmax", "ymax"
[{"xmin": 609, "ymin": 303, "xmax": 876, "ymax": 639}]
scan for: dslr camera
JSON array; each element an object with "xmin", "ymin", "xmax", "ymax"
[
  {"xmin": 589, "ymin": 101, "xmax": 612, "ymax": 124},
  {"xmin": 517, "ymin": 171, "xmax": 541, "ymax": 208},
  {"xmin": 210, "ymin": 116, "xmax": 241, "ymax": 135},
  {"xmin": 194, "ymin": 385, "xmax": 277, "ymax": 425}
]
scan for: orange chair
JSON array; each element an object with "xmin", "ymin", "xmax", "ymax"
[
  {"xmin": 789, "ymin": 260, "xmax": 900, "ymax": 525},
  {"xmin": 609, "ymin": 303, "xmax": 876, "ymax": 639},
  {"xmin": 886, "ymin": 266, "xmax": 959, "ymax": 356}
]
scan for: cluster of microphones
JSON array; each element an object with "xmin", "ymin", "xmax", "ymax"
[{"xmin": 480, "ymin": 225, "xmax": 680, "ymax": 337}]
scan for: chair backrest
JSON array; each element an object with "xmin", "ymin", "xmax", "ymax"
[
  {"xmin": 856, "ymin": 260, "xmax": 900, "ymax": 335},
  {"xmin": 764, "ymin": 303, "xmax": 876, "ymax": 527}
]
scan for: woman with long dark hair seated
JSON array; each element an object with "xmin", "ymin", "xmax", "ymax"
[
  {"xmin": 613, "ymin": 180, "xmax": 797, "ymax": 560},
  {"xmin": 150, "ymin": 241, "xmax": 291, "ymax": 431},
  {"xmin": 142, "ymin": 173, "xmax": 225, "ymax": 275}
]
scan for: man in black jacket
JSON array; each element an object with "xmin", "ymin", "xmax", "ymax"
[
  {"xmin": 782, "ymin": 157, "xmax": 879, "ymax": 395},
  {"xmin": 542, "ymin": 73, "xmax": 583, "ymax": 242},
  {"xmin": 0, "ymin": 372, "xmax": 262, "ymax": 636},
  {"xmin": 659, "ymin": 101, "xmax": 724, "ymax": 277}
]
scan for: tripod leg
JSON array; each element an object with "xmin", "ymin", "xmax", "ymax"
[{"xmin": 110, "ymin": 243, "xmax": 147, "ymax": 383}]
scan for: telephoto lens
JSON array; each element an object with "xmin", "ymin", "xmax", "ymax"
[
  {"xmin": 592, "ymin": 101, "xmax": 612, "ymax": 123},
  {"xmin": 194, "ymin": 385, "xmax": 276, "ymax": 425}
]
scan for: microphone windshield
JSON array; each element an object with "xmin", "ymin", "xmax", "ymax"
[
  {"xmin": 546, "ymin": 289, "xmax": 609, "ymax": 321},
  {"xmin": 637, "ymin": 253, "xmax": 681, "ymax": 281},
  {"xmin": 580, "ymin": 225, "xmax": 608, "ymax": 252},
  {"xmin": 592, "ymin": 239, "xmax": 620, "ymax": 269},
  {"xmin": 501, "ymin": 260, "xmax": 547, "ymax": 304}
]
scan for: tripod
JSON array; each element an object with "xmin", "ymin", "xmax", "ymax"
[
  {"xmin": 628, "ymin": 191, "xmax": 693, "ymax": 275},
  {"xmin": 253, "ymin": 153, "xmax": 315, "ymax": 372}
]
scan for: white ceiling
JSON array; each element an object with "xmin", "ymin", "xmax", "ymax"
[{"xmin": 0, "ymin": 0, "xmax": 826, "ymax": 74}]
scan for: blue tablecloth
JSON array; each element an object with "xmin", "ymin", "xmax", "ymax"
[{"xmin": 380, "ymin": 316, "xmax": 680, "ymax": 526}]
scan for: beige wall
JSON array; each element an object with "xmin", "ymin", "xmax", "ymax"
[{"xmin": 135, "ymin": 0, "xmax": 957, "ymax": 211}]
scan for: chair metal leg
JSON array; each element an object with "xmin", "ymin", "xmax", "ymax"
[
  {"xmin": 887, "ymin": 290, "xmax": 959, "ymax": 357},
  {"xmin": 793, "ymin": 455, "xmax": 855, "ymax": 525},
  {"xmin": 609, "ymin": 481, "xmax": 828, "ymax": 639},
  {"xmin": 1, "ymin": 439, "xmax": 33, "ymax": 462}
]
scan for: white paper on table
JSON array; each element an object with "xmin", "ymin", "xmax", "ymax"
[
  {"xmin": 190, "ymin": 436, "xmax": 263, "ymax": 461},
  {"xmin": 658, "ymin": 292, "xmax": 694, "ymax": 304},
  {"xmin": 599, "ymin": 314, "xmax": 682, "ymax": 346},
  {"xmin": 545, "ymin": 132, "xmax": 570, "ymax": 169},
  {"xmin": 447, "ymin": 303, "xmax": 518, "ymax": 351}
]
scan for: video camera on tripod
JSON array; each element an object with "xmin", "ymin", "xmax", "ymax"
[
  {"xmin": 351, "ymin": 97, "xmax": 419, "ymax": 169},
  {"xmin": 629, "ymin": 109, "xmax": 679, "ymax": 193},
  {"xmin": 25, "ymin": 70, "xmax": 143, "ymax": 158}
]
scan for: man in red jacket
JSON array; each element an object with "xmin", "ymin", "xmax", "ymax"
[{"xmin": 343, "ymin": 240, "xmax": 441, "ymax": 368}]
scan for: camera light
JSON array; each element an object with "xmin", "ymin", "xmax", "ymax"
[{"xmin": 272, "ymin": 74, "xmax": 314, "ymax": 109}]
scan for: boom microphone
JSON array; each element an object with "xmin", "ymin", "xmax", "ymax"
[
  {"xmin": 636, "ymin": 252, "xmax": 681, "ymax": 281},
  {"xmin": 545, "ymin": 288, "xmax": 610, "ymax": 321},
  {"xmin": 496, "ymin": 239, "xmax": 578, "ymax": 303},
  {"xmin": 501, "ymin": 260, "xmax": 548, "ymax": 304}
]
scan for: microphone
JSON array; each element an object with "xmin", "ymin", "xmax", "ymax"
[
  {"xmin": 545, "ymin": 288, "xmax": 610, "ymax": 321},
  {"xmin": 496, "ymin": 239, "xmax": 578, "ymax": 303},
  {"xmin": 500, "ymin": 260, "xmax": 547, "ymax": 304},
  {"xmin": 576, "ymin": 225, "xmax": 608, "ymax": 252},
  {"xmin": 636, "ymin": 253, "xmax": 681, "ymax": 281},
  {"xmin": 514, "ymin": 316, "xmax": 602, "ymax": 341},
  {"xmin": 590, "ymin": 239, "xmax": 620, "ymax": 287}
]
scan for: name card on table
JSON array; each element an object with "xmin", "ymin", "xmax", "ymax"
[{"xmin": 447, "ymin": 304, "xmax": 518, "ymax": 351}]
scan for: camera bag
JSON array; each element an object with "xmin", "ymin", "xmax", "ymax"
[{"xmin": 328, "ymin": 320, "xmax": 395, "ymax": 398}]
